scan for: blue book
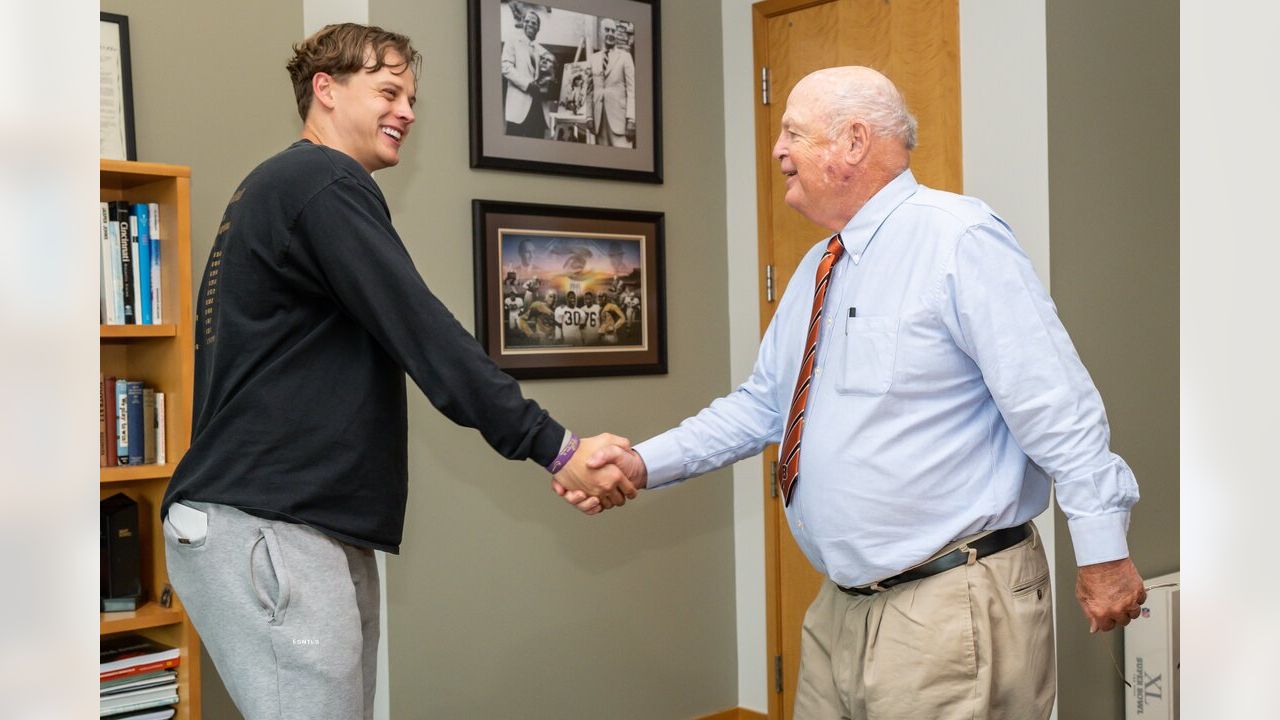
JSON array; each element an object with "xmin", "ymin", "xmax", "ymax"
[
  {"xmin": 126, "ymin": 381, "xmax": 145, "ymax": 466},
  {"xmin": 148, "ymin": 203, "xmax": 162, "ymax": 324},
  {"xmin": 115, "ymin": 379, "xmax": 130, "ymax": 464},
  {"xmin": 133, "ymin": 204, "xmax": 152, "ymax": 324}
]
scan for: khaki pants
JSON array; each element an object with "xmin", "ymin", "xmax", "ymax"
[{"xmin": 794, "ymin": 526, "xmax": 1056, "ymax": 720}]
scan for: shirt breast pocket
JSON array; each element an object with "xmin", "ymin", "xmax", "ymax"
[{"xmin": 834, "ymin": 316, "xmax": 899, "ymax": 396}]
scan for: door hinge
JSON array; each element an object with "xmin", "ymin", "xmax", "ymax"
[
  {"xmin": 774, "ymin": 654, "xmax": 784, "ymax": 694},
  {"xmin": 761, "ymin": 66, "xmax": 771, "ymax": 105},
  {"xmin": 770, "ymin": 460, "xmax": 779, "ymax": 498},
  {"xmin": 765, "ymin": 264, "xmax": 775, "ymax": 303}
]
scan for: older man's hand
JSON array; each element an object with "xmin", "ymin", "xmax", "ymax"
[
  {"xmin": 550, "ymin": 440, "xmax": 648, "ymax": 515},
  {"xmin": 1075, "ymin": 557, "xmax": 1146, "ymax": 632},
  {"xmin": 551, "ymin": 433, "xmax": 636, "ymax": 511}
]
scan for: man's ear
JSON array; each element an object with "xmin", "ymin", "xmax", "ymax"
[
  {"xmin": 312, "ymin": 72, "xmax": 339, "ymax": 111},
  {"xmin": 843, "ymin": 120, "xmax": 871, "ymax": 165}
]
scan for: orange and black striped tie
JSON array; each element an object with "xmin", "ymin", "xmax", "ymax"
[{"xmin": 778, "ymin": 234, "xmax": 844, "ymax": 506}]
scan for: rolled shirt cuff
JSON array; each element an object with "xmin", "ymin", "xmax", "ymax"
[{"xmin": 1067, "ymin": 511, "xmax": 1131, "ymax": 566}]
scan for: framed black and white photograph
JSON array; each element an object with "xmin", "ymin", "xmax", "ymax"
[
  {"xmin": 100, "ymin": 12, "xmax": 137, "ymax": 161},
  {"xmin": 468, "ymin": 0, "xmax": 663, "ymax": 183},
  {"xmin": 473, "ymin": 200, "xmax": 666, "ymax": 379}
]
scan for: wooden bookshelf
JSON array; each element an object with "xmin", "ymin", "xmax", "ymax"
[
  {"xmin": 100, "ymin": 159, "xmax": 201, "ymax": 720},
  {"xmin": 101, "ymin": 600, "xmax": 186, "ymax": 635},
  {"xmin": 101, "ymin": 463, "xmax": 178, "ymax": 484},
  {"xmin": 101, "ymin": 324, "xmax": 178, "ymax": 340}
]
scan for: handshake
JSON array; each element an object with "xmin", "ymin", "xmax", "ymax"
[{"xmin": 550, "ymin": 433, "xmax": 646, "ymax": 515}]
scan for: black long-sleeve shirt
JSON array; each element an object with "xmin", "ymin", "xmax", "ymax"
[{"xmin": 163, "ymin": 141, "xmax": 564, "ymax": 552}]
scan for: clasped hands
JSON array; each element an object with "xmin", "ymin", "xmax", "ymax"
[{"xmin": 550, "ymin": 434, "xmax": 647, "ymax": 516}]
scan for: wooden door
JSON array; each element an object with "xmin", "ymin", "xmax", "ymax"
[{"xmin": 751, "ymin": 1, "xmax": 962, "ymax": 717}]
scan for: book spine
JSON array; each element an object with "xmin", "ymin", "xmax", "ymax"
[
  {"xmin": 130, "ymin": 235, "xmax": 140, "ymax": 324},
  {"xmin": 115, "ymin": 379, "xmax": 129, "ymax": 464},
  {"xmin": 126, "ymin": 381, "xmax": 145, "ymax": 466},
  {"xmin": 100, "ymin": 692, "xmax": 180, "ymax": 716},
  {"xmin": 105, "ymin": 203, "xmax": 125, "ymax": 325},
  {"xmin": 133, "ymin": 203, "xmax": 152, "ymax": 325},
  {"xmin": 104, "ymin": 376, "xmax": 118, "ymax": 466},
  {"xmin": 154, "ymin": 393, "xmax": 166, "ymax": 465},
  {"xmin": 113, "ymin": 202, "xmax": 136, "ymax": 325},
  {"xmin": 142, "ymin": 388, "xmax": 156, "ymax": 465},
  {"xmin": 149, "ymin": 203, "xmax": 162, "ymax": 324},
  {"xmin": 99, "ymin": 668, "xmax": 177, "ymax": 691},
  {"xmin": 100, "ymin": 677, "xmax": 178, "ymax": 697},
  {"xmin": 99, "ymin": 374, "xmax": 107, "ymax": 466},
  {"xmin": 99, "ymin": 657, "xmax": 181, "ymax": 682},
  {"xmin": 99, "ymin": 205, "xmax": 109, "ymax": 324}
]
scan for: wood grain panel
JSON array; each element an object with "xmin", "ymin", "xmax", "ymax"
[
  {"xmin": 837, "ymin": 0, "xmax": 892, "ymax": 71},
  {"xmin": 886, "ymin": 0, "xmax": 962, "ymax": 192},
  {"xmin": 762, "ymin": 1, "xmax": 843, "ymax": 330}
]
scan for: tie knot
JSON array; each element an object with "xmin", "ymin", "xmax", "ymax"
[{"xmin": 826, "ymin": 234, "xmax": 845, "ymax": 258}]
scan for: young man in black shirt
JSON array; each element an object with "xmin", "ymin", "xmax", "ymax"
[{"xmin": 161, "ymin": 24, "xmax": 629, "ymax": 719}]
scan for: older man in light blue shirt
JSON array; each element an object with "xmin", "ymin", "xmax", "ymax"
[{"xmin": 561, "ymin": 66, "xmax": 1146, "ymax": 719}]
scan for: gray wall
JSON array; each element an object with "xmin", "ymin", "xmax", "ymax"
[
  {"xmin": 373, "ymin": 0, "xmax": 737, "ymax": 717},
  {"xmin": 104, "ymin": 0, "xmax": 738, "ymax": 717},
  {"xmin": 1046, "ymin": 1, "xmax": 1179, "ymax": 718}
]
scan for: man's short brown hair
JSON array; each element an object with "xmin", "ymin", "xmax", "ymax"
[{"xmin": 286, "ymin": 23, "xmax": 422, "ymax": 123}]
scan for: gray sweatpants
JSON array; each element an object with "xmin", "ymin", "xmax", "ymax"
[{"xmin": 163, "ymin": 501, "xmax": 379, "ymax": 719}]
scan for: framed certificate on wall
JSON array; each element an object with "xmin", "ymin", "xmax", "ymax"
[{"xmin": 101, "ymin": 12, "xmax": 137, "ymax": 161}]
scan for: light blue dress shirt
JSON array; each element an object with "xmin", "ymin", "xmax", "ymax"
[{"xmin": 634, "ymin": 169, "xmax": 1139, "ymax": 587}]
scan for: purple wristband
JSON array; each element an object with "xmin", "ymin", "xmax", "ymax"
[{"xmin": 547, "ymin": 432, "xmax": 580, "ymax": 474}]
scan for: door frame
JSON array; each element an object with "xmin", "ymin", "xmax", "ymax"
[{"xmin": 750, "ymin": 2, "xmax": 835, "ymax": 717}]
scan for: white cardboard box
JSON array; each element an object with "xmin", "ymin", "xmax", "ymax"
[{"xmin": 1124, "ymin": 570, "xmax": 1179, "ymax": 719}]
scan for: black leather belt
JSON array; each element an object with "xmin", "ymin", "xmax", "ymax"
[{"xmin": 839, "ymin": 522, "xmax": 1032, "ymax": 596}]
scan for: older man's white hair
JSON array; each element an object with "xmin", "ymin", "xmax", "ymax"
[{"xmin": 817, "ymin": 67, "xmax": 918, "ymax": 151}]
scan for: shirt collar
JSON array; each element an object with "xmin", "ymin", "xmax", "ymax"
[{"xmin": 836, "ymin": 168, "xmax": 919, "ymax": 264}]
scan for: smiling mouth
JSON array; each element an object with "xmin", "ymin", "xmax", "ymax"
[{"xmin": 381, "ymin": 126, "xmax": 403, "ymax": 143}]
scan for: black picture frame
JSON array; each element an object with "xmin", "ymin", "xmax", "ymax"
[
  {"xmin": 467, "ymin": 0, "xmax": 663, "ymax": 183},
  {"xmin": 473, "ymin": 199, "xmax": 667, "ymax": 379},
  {"xmin": 100, "ymin": 12, "xmax": 137, "ymax": 161}
]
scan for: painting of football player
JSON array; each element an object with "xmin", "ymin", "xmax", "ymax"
[{"xmin": 599, "ymin": 293, "xmax": 627, "ymax": 345}]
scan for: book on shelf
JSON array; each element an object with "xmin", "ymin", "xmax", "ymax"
[
  {"xmin": 100, "ymin": 635, "xmax": 181, "ymax": 681},
  {"xmin": 100, "ymin": 655, "xmax": 182, "ymax": 683},
  {"xmin": 133, "ymin": 203, "xmax": 153, "ymax": 325},
  {"xmin": 103, "ymin": 378, "xmax": 166, "ymax": 468},
  {"xmin": 105, "ymin": 707, "xmax": 175, "ymax": 720},
  {"xmin": 100, "ymin": 207, "xmax": 107, "ymax": 324},
  {"xmin": 100, "ymin": 201, "xmax": 164, "ymax": 326},
  {"xmin": 102, "ymin": 676, "xmax": 177, "ymax": 700},
  {"xmin": 100, "ymin": 683, "xmax": 179, "ymax": 717},
  {"xmin": 125, "ymin": 381, "xmax": 144, "ymax": 466},
  {"xmin": 142, "ymin": 388, "xmax": 157, "ymax": 465},
  {"xmin": 100, "ymin": 375, "xmax": 108, "ymax": 466},
  {"xmin": 101, "ymin": 203, "xmax": 126, "ymax": 325},
  {"xmin": 148, "ymin": 203, "xmax": 162, "ymax": 324},
  {"xmin": 103, "ymin": 375, "xmax": 118, "ymax": 466},
  {"xmin": 115, "ymin": 379, "xmax": 130, "ymax": 465},
  {"xmin": 112, "ymin": 201, "xmax": 136, "ymax": 325},
  {"xmin": 102, "ymin": 677, "xmax": 178, "ymax": 702},
  {"xmin": 101, "ymin": 669, "xmax": 177, "ymax": 694},
  {"xmin": 155, "ymin": 392, "xmax": 166, "ymax": 464},
  {"xmin": 129, "ymin": 218, "xmax": 140, "ymax": 326}
]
